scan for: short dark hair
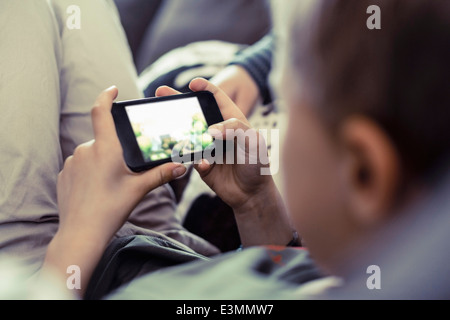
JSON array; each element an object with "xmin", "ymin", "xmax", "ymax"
[{"xmin": 291, "ymin": 0, "xmax": 450, "ymax": 184}]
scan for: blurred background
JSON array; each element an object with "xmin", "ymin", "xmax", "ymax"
[{"xmin": 114, "ymin": 0, "xmax": 272, "ymax": 74}]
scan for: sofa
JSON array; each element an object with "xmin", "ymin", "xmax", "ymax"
[{"xmin": 114, "ymin": 0, "xmax": 272, "ymax": 74}]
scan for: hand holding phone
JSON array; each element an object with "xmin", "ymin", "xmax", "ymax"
[
  {"xmin": 154, "ymin": 80, "xmax": 272, "ymax": 208},
  {"xmin": 156, "ymin": 79, "xmax": 293, "ymax": 248},
  {"xmin": 50, "ymin": 87, "xmax": 189, "ymax": 297}
]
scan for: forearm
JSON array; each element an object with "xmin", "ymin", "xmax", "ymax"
[
  {"xmin": 233, "ymin": 182, "xmax": 294, "ymax": 248},
  {"xmin": 229, "ymin": 33, "xmax": 274, "ymax": 105},
  {"xmin": 42, "ymin": 229, "xmax": 109, "ymax": 298}
]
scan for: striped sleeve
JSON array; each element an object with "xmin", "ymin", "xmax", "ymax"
[{"xmin": 229, "ymin": 33, "xmax": 274, "ymax": 105}]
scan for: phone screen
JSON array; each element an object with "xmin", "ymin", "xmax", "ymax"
[{"xmin": 124, "ymin": 96, "xmax": 214, "ymax": 163}]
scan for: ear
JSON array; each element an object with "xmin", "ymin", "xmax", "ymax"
[{"xmin": 339, "ymin": 116, "xmax": 402, "ymax": 226}]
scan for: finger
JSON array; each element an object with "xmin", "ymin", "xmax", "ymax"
[
  {"xmin": 91, "ymin": 86, "xmax": 119, "ymax": 142},
  {"xmin": 193, "ymin": 159, "xmax": 213, "ymax": 178},
  {"xmin": 137, "ymin": 163, "xmax": 187, "ymax": 191},
  {"xmin": 93, "ymin": 86, "xmax": 118, "ymax": 112},
  {"xmin": 61, "ymin": 155, "xmax": 74, "ymax": 172},
  {"xmin": 72, "ymin": 141, "xmax": 92, "ymax": 161},
  {"xmin": 189, "ymin": 78, "xmax": 250, "ymax": 125},
  {"xmin": 155, "ymin": 86, "xmax": 182, "ymax": 97},
  {"xmin": 58, "ymin": 155, "xmax": 74, "ymax": 188},
  {"xmin": 78, "ymin": 140, "xmax": 95, "ymax": 149},
  {"xmin": 208, "ymin": 118, "xmax": 252, "ymax": 140}
]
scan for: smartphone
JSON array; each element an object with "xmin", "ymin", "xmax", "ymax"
[{"xmin": 112, "ymin": 91, "xmax": 224, "ymax": 172}]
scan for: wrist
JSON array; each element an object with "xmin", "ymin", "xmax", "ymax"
[
  {"xmin": 232, "ymin": 182, "xmax": 294, "ymax": 247},
  {"xmin": 233, "ymin": 180, "xmax": 280, "ymax": 216},
  {"xmin": 43, "ymin": 229, "xmax": 109, "ymax": 297}
]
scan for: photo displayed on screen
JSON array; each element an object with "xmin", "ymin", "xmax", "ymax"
[{"xmin": 125, "ymin": 97, "xmax": 213, "ymax": 162}]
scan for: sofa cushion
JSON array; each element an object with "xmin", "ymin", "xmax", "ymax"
[
  {"xmin": 135, "ymin": 0, "xmax": 271, "ymax": 73},
  {"xmin": 114, "ymin": 0, "xmax": 163, "ymax": 62}
]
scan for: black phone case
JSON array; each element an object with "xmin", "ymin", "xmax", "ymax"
[{"xmin": 112, "ymin": 91, "xmax": 224, "ymax": 172}]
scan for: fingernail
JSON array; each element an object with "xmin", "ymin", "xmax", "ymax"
[{"xmin": 173, "ymin": 166, "xmax": 186, "ymax": 178}]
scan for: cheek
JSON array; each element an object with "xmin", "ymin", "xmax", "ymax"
[{"xmin": 282, "ymin": 109, "xmax": 345, "ymax": 250}]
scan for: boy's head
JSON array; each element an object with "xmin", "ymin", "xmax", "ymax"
[{"xmin": 275, "ymin": 0, "xmax": 450, "ymax": 273}]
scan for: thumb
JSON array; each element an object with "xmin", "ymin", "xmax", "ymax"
[
  {"xmin": 193, "ymin": 159, "xmax": 213, "ymax": 178},
  {"xmin": 136, "ymin": 163, "xmax": 187, "ymax": 191}
]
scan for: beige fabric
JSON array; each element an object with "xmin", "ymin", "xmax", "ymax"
[{"xmin": 0, "ymin": 0, "xmax": 218, "ymax": 276}]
